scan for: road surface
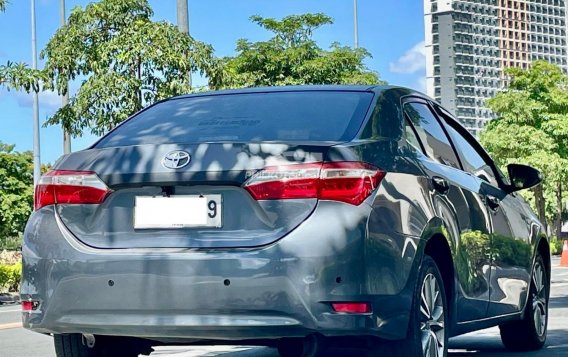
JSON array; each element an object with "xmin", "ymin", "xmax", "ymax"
[{"xmin": 2, "ymin": 257, "xmax": 567, "ymax": 356}]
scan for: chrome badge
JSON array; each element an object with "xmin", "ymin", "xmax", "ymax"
[{"xmin": 162, "ymin": 150, "xmax": 191, "ymax": 169}]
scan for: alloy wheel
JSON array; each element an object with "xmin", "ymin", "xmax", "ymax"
[
  {"xmin": 420, "ymin": 273, "xmax": 445, "ymax": 357},
  {"xmin": 532, "ymin": 261, "xmax": 547, "ymax": 337}
]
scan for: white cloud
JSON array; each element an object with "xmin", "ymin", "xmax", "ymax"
[
  {"xmin": 1, "ymin": 89, "xmax": 62, "ymax": 113},
  {"xmin": 39, "ymin": 90, "xmax": 63, "ymax": 109},
  {"xmin": 389, "ymin": 41, "xmax": 426, "ymax": 74}
]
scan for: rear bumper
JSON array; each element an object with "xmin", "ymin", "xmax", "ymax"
[{"xmin": 21, "ymin": 204, "xmax": 421, "ymax": 341}]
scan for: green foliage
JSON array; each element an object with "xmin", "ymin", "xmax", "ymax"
[
  {"xmin": 0, "ymin": 61, "xmax": 46, "ymax": 92},
  {"xmin": 481, "ymin": 61, "xmax": 568, "ymax": 232},
  {"xmin": 0, "ymin": 3, "xmax": 46, "ymax": 92},
  {"xmin": 41, "ymin": 0, "xmax": 216, "ymax": 137},
  {"xmin": 0, "ymin": 236, "xmax": 22, "ymax": 251},
  {"xmin": 456, "ymin": 230, "xmax": 533, "ymax": 293},
  {"xmin": 550, "ymin": 238, "xmax": 562, "ymax": 255},
  {"xmin": 210, "ymin": 13, "xmax": 384, "ymax": 89},
  {"xmin": 491, "ymin": 234, "xmax": 531, "ymax": 267},
  {"xmin": 0, "ymin": 143, "xmax": 33, "ymax": 241},
  {"xmin": 456, "ymin": 231, "xmax": 491, "ymax": 292},
  {"xmin": 456, "ymin": 230, "xmax": 491, "ymax": 294},
  {"xmin": 0, "ymin": 261, "xmax": 22, "ymax": 292}
]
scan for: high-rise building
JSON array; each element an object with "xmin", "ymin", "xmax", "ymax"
[{"xmin": 424, "ymin": 0, "xmax": 568, "ymax": 136}]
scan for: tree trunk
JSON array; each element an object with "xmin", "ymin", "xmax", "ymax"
[
  {"xmin": 534, "ymin": 184, "xmax": 548, "ymax": 233},
  {"xmin": 556, "ymin": 181, "xmax": 563, "ymax": 239}
]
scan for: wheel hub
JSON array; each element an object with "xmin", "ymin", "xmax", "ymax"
[
  {"xmin": 420, "ymin": 273, "xmax": 445, "ymax": 357},
  {"xmin": 532, "ymin": 262, "xmax": 547, "ymax": 337}
]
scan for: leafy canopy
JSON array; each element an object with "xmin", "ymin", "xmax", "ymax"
[
  {"xmin": 210, "ymin": 13, "xmax": 384, "ymax": 89},
  {"xmin": 42, "ymin": 0, "xmax": 216, "ymax": 136},
  {"xmin": 0, "ymin": 143, "xmax": 33, "ymax": 241},
  {"xmin": 480, "ymin": 61, "xmax": 568, "ymax": 229},
  {"xmin": 0, "ymin": 2, "xmax": 45, "ymax": 92},
  {"xmin": 0, "ymin": 62, "xmax": 45, "ymax": 92}
]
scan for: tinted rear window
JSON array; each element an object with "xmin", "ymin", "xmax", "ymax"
[{"xmin": 95, "ymin": 91, "xmax": 374, "ymax": 147}]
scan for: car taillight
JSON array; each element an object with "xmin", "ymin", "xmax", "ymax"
[
  {"xmin": 243, "ymin": 162, "xmax": 385, "ymax": 205},
  {"xmin": 34, "ymin": 170, "xmax": 111, "ymax": 210},
  {"xmin": 22, "ymin": 300, "xmax": 40, "ymax": 312}
]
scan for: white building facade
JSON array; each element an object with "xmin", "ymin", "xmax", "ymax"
[{"xmin": 424, "ymin": 0, "xmax": 568, "ymax": 136}]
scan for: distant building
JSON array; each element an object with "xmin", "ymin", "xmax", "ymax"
[{"xmin": 424, "ymin": 0, "xmax": 568, "ymax": 136}]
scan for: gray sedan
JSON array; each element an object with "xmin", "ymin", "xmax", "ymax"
[{"xmin": 22, "ymin": 86, "xmax": 550, "ymax": 357}]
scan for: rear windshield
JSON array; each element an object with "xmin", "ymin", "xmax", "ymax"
[{"xmin": 95, "ymin": 91, "xmax": 374, "ymax": 147}]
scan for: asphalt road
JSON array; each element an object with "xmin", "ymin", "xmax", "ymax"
[{"xmin": 2, "ymin": 257, "xmax": 568, "ymax": 357}]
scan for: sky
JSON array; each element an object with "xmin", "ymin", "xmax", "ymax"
[{"xmin": 0, "ymin": 0, "xmax": 426, "ymax": 164}]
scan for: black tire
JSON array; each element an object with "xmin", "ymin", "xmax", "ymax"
[
  {"xmin": 54, "ymin": 334, "xmax": 94, "ymax": 357},
  {"xmin": 277, "ymin": 335, "xmax": 326, "ymax": 357},
  {"xmin": 382, "ymin": 255, "xmax": 448, "ymax": 357},
  {"xmin": 54, "ymin": 334, "xmax": 154, "ymax": 357},
  {"xmin": 500, "ymin": 254, "xmax": 549, "ymax": 351}
]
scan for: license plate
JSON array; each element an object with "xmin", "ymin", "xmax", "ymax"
[{"xmin": 134, "ymin": 195, "xmax": 222, "ymax": 229}]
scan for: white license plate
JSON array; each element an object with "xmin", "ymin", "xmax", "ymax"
[{"xmin": 134, "ymin": 195, "xmax": 222, "ymax": 229}]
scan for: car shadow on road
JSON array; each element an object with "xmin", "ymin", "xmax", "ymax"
[
  {"xmin": 151, "ymin": 327, "xmax": 568, "ymax": 357},
  {"xmin": 151, "ymin": 341, "xmax": 568, "ymax": 357},
  {"xmin": 448, "ymin": 330, "xmax": 568, "ymax": 357}
]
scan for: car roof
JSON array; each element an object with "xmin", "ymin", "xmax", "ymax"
[{"xmin": 169, "ymin": 84, "xmax": 432, "ymax": 101}]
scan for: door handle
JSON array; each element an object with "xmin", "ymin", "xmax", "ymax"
[
  {"xmin": 432, "ymin": 176, "xmax": 450, "ymax": 194},
  {"xmin": 486, "ymin": 195, "xmax": 500, "ymax": 210}
]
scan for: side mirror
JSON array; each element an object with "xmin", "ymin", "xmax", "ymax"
[{"xmin": 507, "ymin": 164, "xmax": 543, "ymax": 192}]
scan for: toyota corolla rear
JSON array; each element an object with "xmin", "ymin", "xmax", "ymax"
[{"xmin": 21, "ymin": 87, "xmax": 406, "ymax": 344}]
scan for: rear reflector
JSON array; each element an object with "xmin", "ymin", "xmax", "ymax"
[
  {"xmin": 244, "ymin": 162, "xmax": 385, "ymax": 205},
  {"xmin": 34, "ymin": 170, "xmax": 111, "ymax": 210},
  {"xmin": 331, "ymin": 303, "xmax": 372, "ymax": 314},
  {"xmin": 22, "ymin": 300, "xmax": 39, "ymax": 312}
]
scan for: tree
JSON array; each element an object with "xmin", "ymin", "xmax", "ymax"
[
  {"xmin": 209, "ymin": 13, "xmax": 384, "ymax": 89},
  {"xmin": 41, "ymin": 0, "xmax": 217, "ymax": 137},
  {"xmin": 0, "ymin": 143, "xmax": 33, "ymax": 242},
  {"xmin": 0, "ymin": 62, "xmax": 45, "ymax": 92},
  {"xmin": 480, "ymin": 61, "xmax": 568, "ymax": 237},
  {"xmin": 0, "ymin": 2, "xmax": 44, "ymax": 92}
]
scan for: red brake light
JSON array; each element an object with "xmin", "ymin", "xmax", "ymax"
[
  {"xmin": 22, "ymin": 300, "xmax": 39, "ymax": 312},
  {"xmin": 21, "ymin": 300, "xmax": 33, "ymax": 312},
  {"xmin": 34, "ymin": 170, "xmax": 111, "ymax": 210},
  {"xmin": 331, "ymin": 302, "xmax": 372, "ymax": 313},
  {"xmin": 243, "ymin": 162, "xmax": 385, "ymax": 205}
]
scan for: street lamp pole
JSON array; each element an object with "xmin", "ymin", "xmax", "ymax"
[
  {"xmin": 176, "ymin": 0, "xmax": 192, "ymax": 89},
  {"xmin": 31, "ymin": 0, "xmax": 41, "ymax": 185},
  {"xmin": 353, "ymin": 0, "xmax": 359, "ymax": 49},
  {"xmin": 60, "ymin": 0, "xmax": 71, "ymax": 154}
]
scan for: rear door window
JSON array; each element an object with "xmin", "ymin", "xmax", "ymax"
[
  {"xmin": 96, "ymin": 91, "xmax": 374, "ymax": 147},
  {"xmin": 404, "ymin": 117, "xmax": 424, "ymax": 152},
  {"xmin": 403, "ymin": 102, "xmax": 461, "ymax": 169},
  {"xmin": 439, "ymin": 115, "xmax": 500, "ymax": 187}
]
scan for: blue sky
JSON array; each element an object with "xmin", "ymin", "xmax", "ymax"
[{"xmin": 0, "ymin": 0, "xmax": 426, "ymax": 164}]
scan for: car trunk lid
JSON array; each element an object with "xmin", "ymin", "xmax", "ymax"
[{"xmin": 49, "ymin": 142, "xmax": 332, "ymax": 249}]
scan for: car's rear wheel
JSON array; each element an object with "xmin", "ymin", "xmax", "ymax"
[
  {"xmin": 54, "ymin": 334, "xmax": 154, "ymax": 357},
  {"xmin": 381, "ymin": 255, "xmax": 448, "ymax": 357},
  {"xmin": 277, "ymin": 335, "xmax": 326, "ymax": 357},
  {"xmin": 499, "ymin": 254, "xmax": 548, "ymax": 351}
]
